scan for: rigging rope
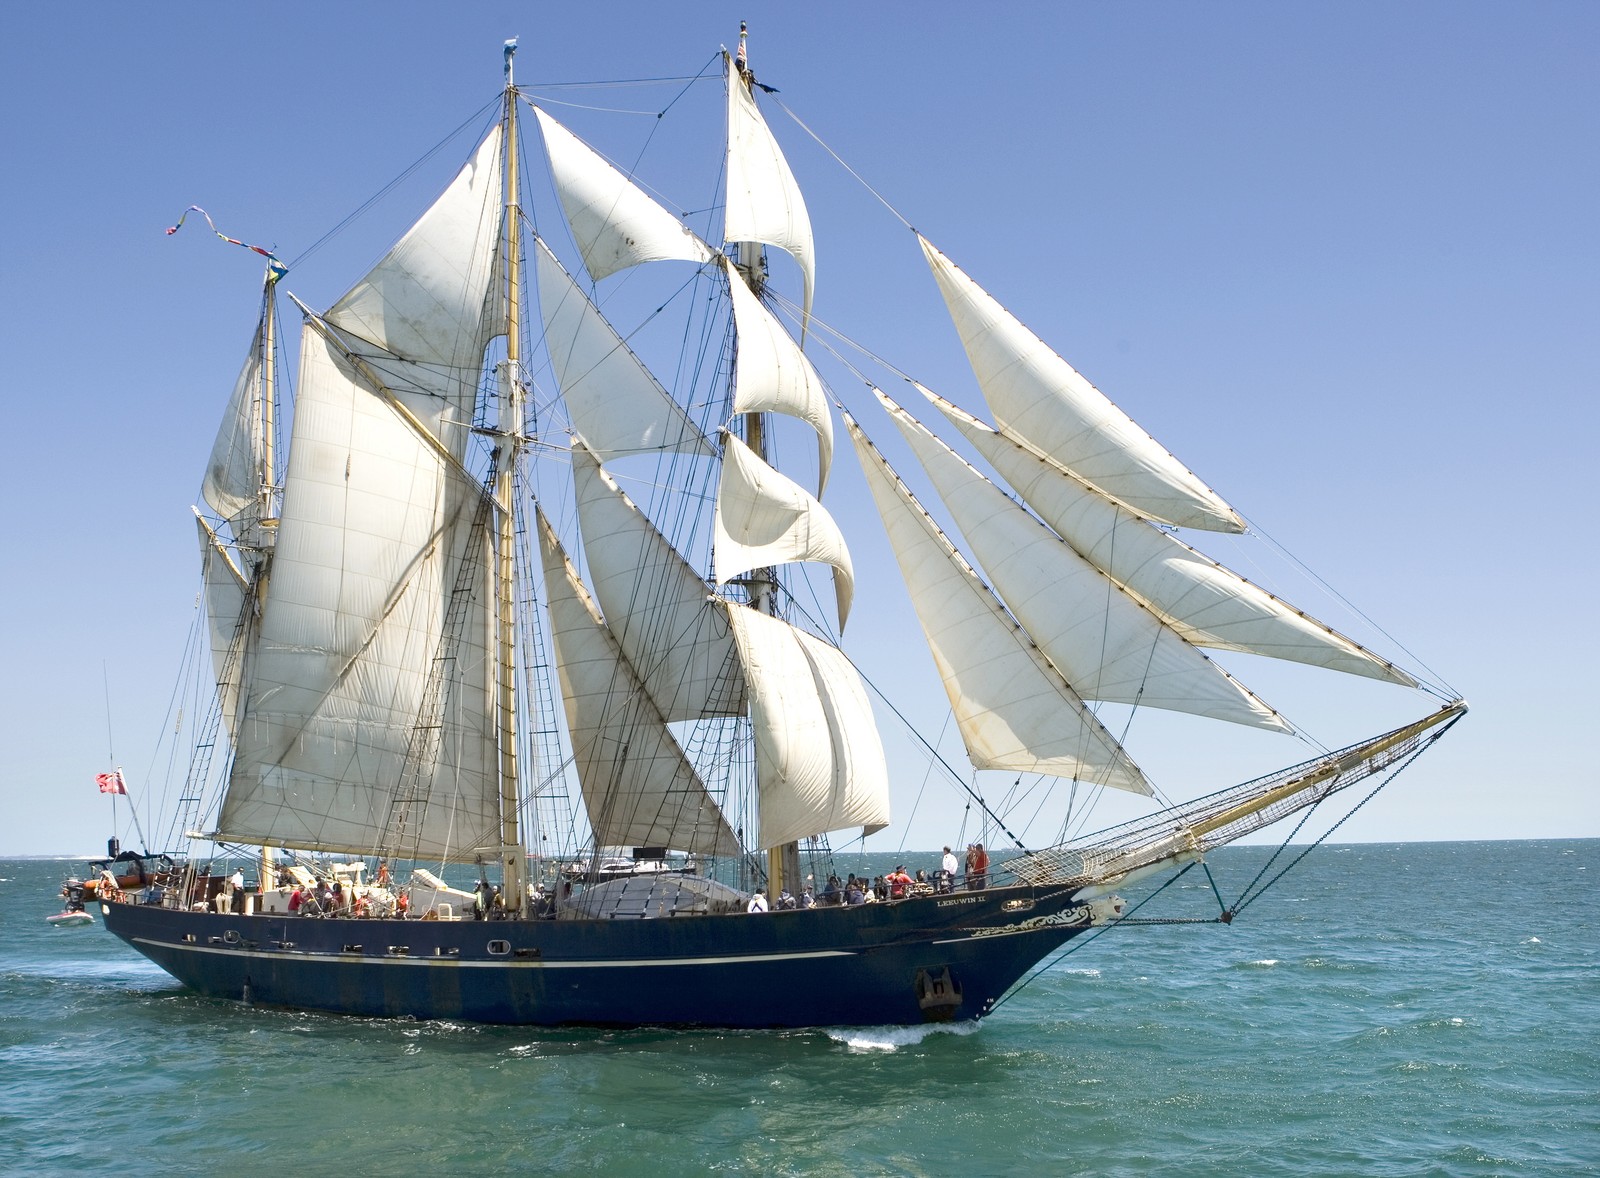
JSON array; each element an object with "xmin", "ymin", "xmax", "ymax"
[
  {"xmin": 987, "ymin": 729, "xmax": 1439, "ymax": 1013},
  {"xmin": 287, "ymin": 98, "xmax": 500, "ymax": 272}
]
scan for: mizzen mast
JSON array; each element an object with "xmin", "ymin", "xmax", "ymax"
[{"xmin": 257, "ymin": 268, "xmax": 281, "ymax": 532}]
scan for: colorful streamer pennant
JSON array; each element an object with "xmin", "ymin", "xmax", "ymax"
[{"xmin": 165, "ymin": 206, "xmax": 288, "ymax": 280}]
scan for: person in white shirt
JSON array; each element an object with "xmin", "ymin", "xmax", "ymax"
[
  {"xmin": 941, "ymin": 846, "xmax": 959, "ymax": 892},
  {"xmin": 746, "ymin": 890, "xmax": 769, "ymax": 913}
]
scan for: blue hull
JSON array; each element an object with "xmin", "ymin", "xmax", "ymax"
[{"xmin": 100, "ymin": 886, "xmax": 1092, "ymax": 1028}]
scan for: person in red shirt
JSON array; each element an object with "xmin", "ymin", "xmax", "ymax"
[
  {"xmin": 966, "ymin": 844, "xmax": 989, "ymax": 890},
  {"xmin": 887, "ymin": 866, "xmax": 913, "ymax": 900}
]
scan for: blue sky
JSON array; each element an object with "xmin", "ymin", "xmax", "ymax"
[{"xmin": 1, "ymin": 2, "xmax": 1595, "ymax": 856}]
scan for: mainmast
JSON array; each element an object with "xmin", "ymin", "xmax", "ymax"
[{"xmin": 495, "ymin": 38, "xmax": 528, "ymax": 912}]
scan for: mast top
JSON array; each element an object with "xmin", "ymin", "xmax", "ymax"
[
  {"xmin": 504, "ymin": 37, "xmax": 518, "ymax": 87},
  {"xmin": 735, "ymin": 21, "xmax": 751, "ymax": 84}
]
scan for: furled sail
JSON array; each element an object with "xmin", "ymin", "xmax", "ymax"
[
  {"xmin": 725, "ymin": 604, "xmax": 889, "ymax": 850},
  {"xmin": 571, "ymin": 444, "xmax": 746, "ymax": 720},
  {"xmin": 538, "ymin": 512, "xmax": 740, "ymax": 857},
  {"xmin": 919, "ymin": 235, "xmax": 1244, "ymax": 533},
  {"xmin": 536, "ymin": 237, "xmax": 716, "ymax": 461},
  {"xmin": 724, "ymin": 58, "xmax": 814, "ymax": 329},
  {"xmin": 845, "ymin": 413, "xmax": 1151, "ymax": 795},
  {"xmin": 879, "ymin": 391, "xmax": 1290, "ymax": 732},
  {"xmin": 201, "ymin": 320, "xmax": 270, "ymax": 549},
  {"xmin": 215, "ymin": 330, "xmax": 501, "ymax": 858},
  {"xmin": 714, "ymin": 432, "xmax": 854, "ymax": 630},
  {"xmin": 920, "ymin": 386, "xmax": 1415, "ymax": 685},
  {"xmin": 723, "ymin": 256, "xmax": 833, "ymax": 494},
  {"xmin": 532, "ymin": 105, "xmax": 715, "ymax": 283},
  {"xmin": 195, "ymin": 513, "xmax": 250, "ymax": 733}
]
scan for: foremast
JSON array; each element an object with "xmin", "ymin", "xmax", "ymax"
[{"xmin": 727, "ymin": 24, "xmax": 797, "ymax": 898}]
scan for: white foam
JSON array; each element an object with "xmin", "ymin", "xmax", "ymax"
[{"xmin": 825, "ymin": 1021, "xmax": 981, "ymax": 1052}]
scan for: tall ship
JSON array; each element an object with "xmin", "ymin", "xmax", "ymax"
[{"xmin": 96, "ymin": 32, "xmax": 1465, "ymax": 1028}]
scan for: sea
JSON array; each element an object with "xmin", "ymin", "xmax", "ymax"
[{"xmin": 2, "ymin": 841, "xmax": 1595, "ymax": 1176}]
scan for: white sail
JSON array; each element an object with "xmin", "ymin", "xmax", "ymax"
[
  {"xmin": 202, "ymin": 321, "xmax": 268, "ymax": 547},
  {"xmin": 212, "ymin": 123, "xmax": 513, "ymax": 857},
  {"xmin": 725, "ymin": 59, "xmax": 814, "ymax": 328},
  {"xmin": 325, "ymin": 124, "xmax": 504, "ymax": 439},
  {"xmin": 215, "ymin": 328, "xmax": 500, "ymax": 859},
  {"xmin": 881, "ymin": 391, "xmax": 1291, "ymax": 732},
  {"xmin": 714, "ymin": 432, "xmax": 853, "ymax": 630},
  {"xmin": 196, "ymin": 513, "xmax": 250, "ymax": 733},
  {"xmin": 571, "ymin": 444, "xmax": 745, "ymax": 720},
  {"xmin": 723, "ymin": 256, "xmax": 833, "ymax": 494},
  {"xmin": 845, "ymin": 413, "xmax": 1151, "ymax": 795},
  {"xmin": 920, "ymin": 236, "xmax": 1244, "ymax": 533},
  {"xmin": 539, "ymin": 512, "xmax": 740, "ymax": 857},
  {"xmin": 726, "ymin": 604, "xmax": 889, "ymax": 850},
  {"xmin": 532, "ymin": 105, "xmax": 715, "ymax": 282},
  {"xmin": 536, "ymin": 237, "xmax": 716, "ymax": 461},
  {"xmin": 922, "ymin": 386, "xmax": 1416, "ymax": 686}
]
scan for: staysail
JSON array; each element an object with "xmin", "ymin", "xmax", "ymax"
[
  {"xmin": 919, "ymin": 386, "xmax": 1415, "ymax": 685},
  {"xmin": 920, "ymin": 235, "xmax": 1243, "ymax": 533},
  {"xmin": 879, "ymin": 390, "xmax": 1290, "ymax": 731},
  {"xmin": 539, "ymin": 512, "xmax": 740, "ymax": 857},
  {"xmin": 571, "ymin": 444, "xmax": 746, "ymax": 721},
  {"xmin": 845, "ymin": 412, "xmax": 1151, "ymax": 795}
]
